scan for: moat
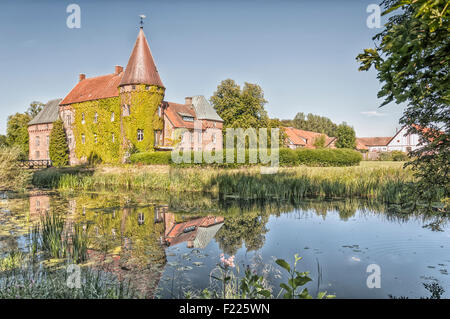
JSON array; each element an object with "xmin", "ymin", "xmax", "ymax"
[{"xmin": 1, "ymin": 190, "xmax": 449, "ymax": 298}]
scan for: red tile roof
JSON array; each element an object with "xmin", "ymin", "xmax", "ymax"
[
  {"xmin": 163, "ymin": 101, "xmax": 197, "ymax": 129},
  {"xmin": 119, "ymin": 28, "xmax": 164, "ymax": 88},
  {"xmin": 283, "ymin": 127, "xmax": 333, "ymax": 148},
  {"xmin": 60, "ymin": 72, "xmax": 123, "ymax": 105},
  {"xmin": 356, "ymin": 137, "xmax": 391, "ymax": 146},
  {"xmin": 355, "ymin": 138, "xmax": 369, "ymax": 150}
]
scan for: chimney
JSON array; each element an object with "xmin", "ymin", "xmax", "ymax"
[
  {"xmin": 185, "ymin": 97, "xmax": 192, "ymax": 105},
  {"xmin": 79, "ymin": 73, "xmax": 86, "ymax": 82},
  {"xmin": 115, "ymin": 65, "xmax": 123, "ymax": 75}
]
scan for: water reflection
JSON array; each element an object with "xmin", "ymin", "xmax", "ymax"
[{"xmin": 0, "ymin": 190, "xmax": 449, "ymax": 298}]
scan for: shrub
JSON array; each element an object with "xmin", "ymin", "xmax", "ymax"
[
  {"xmin": 378, "ymin": 151, "xmax": 408, "ymax": 161},
  {"xmin": 129, "ymin": 151, "xmax": 171, "ymax": 165},
  {"xmin": 0, "ymin": 146, "xmax": 32, "ymax": 190},
  {"xmin": 129, "ymin": 148, "xmax": 362, "ymax": 167},
  {"xmin": 49, "ymin": 119, "xmax": 69, "ymax": 167}
]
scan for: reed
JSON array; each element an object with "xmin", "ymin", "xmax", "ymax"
[
  {"xmin": 32, "ymin": 163, "xmax": 417, "ymax": 203},
  {"xmin": 40, "ymin": 212, "xmax": 67, "ymax": 259}
]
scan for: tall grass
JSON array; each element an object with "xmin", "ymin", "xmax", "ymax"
[
  {"xmin": 212, "ymin": 166, "xmax": 414, "ymax": 203},
  {"xmin": 32, "ymin": 164, "xmax": 416, "ymax": 203},
  {"xmin": 40, "ymin": 212, "xmax": 67, "ymax": 259}
]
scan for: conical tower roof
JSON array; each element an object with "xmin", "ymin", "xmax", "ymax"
[{"xmin": 119, "ymin": 28, "xmax": 164, "ymax": 88}]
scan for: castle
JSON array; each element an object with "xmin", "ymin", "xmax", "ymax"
[{"xmin": 28, "ymin": 26, "xmax": 223, "ymax": 165}]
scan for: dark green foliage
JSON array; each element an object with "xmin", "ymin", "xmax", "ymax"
[
  {"xmin": 357, "ymin": 0, "xmax": 449, "ymax": 202},
  {"xmin": 335, "ymin": 123, "xmax": 356, "ymax": 149},
  {"xmin": 49, "ymin": 119, "xmax": 69, "ymax": 167}
]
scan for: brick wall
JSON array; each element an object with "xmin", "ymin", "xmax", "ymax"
[{"xmin": 28, "ymin": 123, "xmax": 53, "ymax": 160}]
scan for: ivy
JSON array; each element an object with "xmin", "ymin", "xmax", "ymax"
[{"xmin": 70, "ymin": 84, "xmax": 164, "ymax": 163}]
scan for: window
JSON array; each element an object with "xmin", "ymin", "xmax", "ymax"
[
  {"xmin": 182, "ymin": 116, "xmax": 194, "ymax": 122},
  {"xmin": 81, "ymin": 113, "xmax": 85, "ymax": 124},
  {"xmin": 132, "ymin": 85, "xmax": 136, "ymax": 90},
  {"xmin": 145, "ymin": 85, "xmax": 150, "ymax": 90},
  {"xmin": 81, "ymin": 134, "xmax": 85, "ymax": 144},
  {"xmin": 35, "ymin": 136, "xmax": 40, "ymax": 146},
  {"xmin": 213, "ymin": 122, "xmax": 216, "ymax": 128},
  {"xmin": 46, "ymin": 135, "xmax": 49, "ymax": 145},
  {"xmin": 212, "ymin": 133, "xmax": 216, "ymax": 144},
  {"xmin": 94, "ymin": 112, "xmax": 98, "ymax": 123},
  {"xmin": 157, "ymin": 106, "xmax": 161, "ymax": 117},
  {"xmin": 137, "ymin": 129, "xmax": 144, "ymax": 141},
  {"xmin": 111, "ymin": 112, "xmax": 115, "ymax": 122},
  {"xmin": 123, "ymin": 105, "xmax": 130, "ymax": 116},
  {"xmin": 66, "ymin": 114, "xmax": 71, "ymax": 125},
  {"xmin": 198, "ymin": 132, "xmax": 201, "ymax": 143},
  {"xmin": 35, "ymin": 151, "xmax": 40, "ymax": 159},
  {"xmin": 94, "ymin": 134, "xmax": 98, "ymax": 144},
  {"xmin": 112, "ymin": 133, "xmax": 115, "ymax": 143}
]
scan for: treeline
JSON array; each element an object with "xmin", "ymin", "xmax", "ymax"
[
  {"xmin": 0, "ymin": 101, "xmax": 44, "ymax": 157},
  {"xmin": 281, "ymin": 112, "xmax": 339, "ymax": 137}
]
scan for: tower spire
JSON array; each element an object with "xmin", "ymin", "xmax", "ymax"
[{"xmin": 119, "ymin": 25, "xmax": 164, "ymax": 88}]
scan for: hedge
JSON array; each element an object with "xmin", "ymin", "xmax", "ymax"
[{"xmin": 130, "ymin": 148, "xmax": 362, "ymax": 167}]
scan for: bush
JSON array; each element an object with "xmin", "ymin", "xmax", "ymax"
[
  {"xmin": 129, "ymin": 151, "xmax": 171, "ymax": 165},
  {"xmin": 130, "ymin": 148, "xmax": 362, "ymax": 167},
  {"xmin": 378, "ymin": 151, "xmax": 408, "ymax": 161},
  {"xmin": 0, "ymin": 146, "xmax": 32, "ymax": 190}
]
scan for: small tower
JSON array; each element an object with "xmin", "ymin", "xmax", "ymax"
[{"xmin": 119, "ymin": 20, "xmax": 165, "ymax": 161}]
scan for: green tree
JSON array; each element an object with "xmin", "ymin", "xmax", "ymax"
[
  {"xmin": 313, "ymin": 134, "xmax": 327, "ymax": 148},
  {"xmin": 0, "ymin": 135, "xmax": 8, "ymax": 147},
  {"xmin": 26, "ymin": 101, "xmax": 44, "ymax": 118},
  {"xmin": 210, "ymin": 79, "xmax": 270, "ymax": 130},
  {"xmin": 357, "ymin": 0, "xmax": 449, "ymax": 203},
  {"xmin": 49, "ymin": 119, "xmax": 69, "ymax": 167},
  {"xmin": 289, "ymin": 112, "xmax": 339, "ymax": 137},
  {"xmin": 6, "ymin": 113, "xmax": 32, "ymax": 156},
  {"xmin": 0, "ymin": 146, "xmax": 32, "ymax": 190},
  {"xmin": 335, "ymin": 123, "xmax": 356, "ymax": 149}
]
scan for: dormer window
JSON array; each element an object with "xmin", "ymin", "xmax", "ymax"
[{"xmin": 182, "ymin": 116, "xmax": 194, "ymax": 122}]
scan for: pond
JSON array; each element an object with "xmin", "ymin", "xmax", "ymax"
[{"xmin": 0, "ymin": 190, "xmax": 449, "ymax": 299}]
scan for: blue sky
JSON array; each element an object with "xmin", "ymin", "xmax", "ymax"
[{"xmin": 0, "ymin": 0, "xmax": 406, "ymax": 137}]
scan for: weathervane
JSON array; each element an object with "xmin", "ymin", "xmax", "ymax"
[{"xmin": 139, "ymin": 14, "xmax": 146, "ymax": 28}]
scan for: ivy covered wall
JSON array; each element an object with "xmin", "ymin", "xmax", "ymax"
[
  {"xmin": 120, "ymin": 84, "xmax": 165, "ymax": 154},
  {"xmin": 69, "ymin": 84, "xmax": 165, "ymax": 163},
  {"xmin": 71, "ymin": 97, "xmax": 122, "ymax": 163}
]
